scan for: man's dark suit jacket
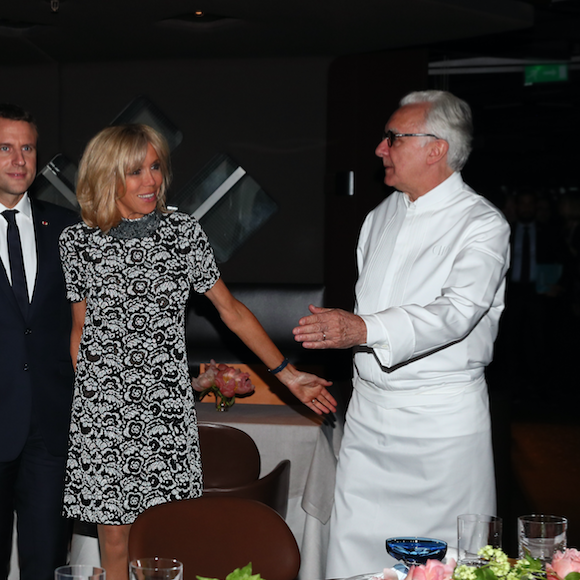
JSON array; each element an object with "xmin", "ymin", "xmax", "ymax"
[{"xmin": 0, "ymin": 199, "xmax": 77, "ymax": 462}]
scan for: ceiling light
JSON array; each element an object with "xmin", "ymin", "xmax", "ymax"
[{"xmin": 44, "ymin": 0, "xmax": 63, "ymax": 12}]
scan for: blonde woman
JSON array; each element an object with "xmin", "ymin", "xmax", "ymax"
[{"xmin": 59, "ymin": 124, "xmax": 336, "ymax": 580}]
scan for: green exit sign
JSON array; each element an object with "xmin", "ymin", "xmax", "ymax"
[{"xmin": 525, "ymin": 63, "xmax": 569, "ymax": 85}]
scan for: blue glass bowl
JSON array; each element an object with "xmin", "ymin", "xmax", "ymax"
[{"xmin": 385, "ymin": 537, "xmax": 448, "ymax": 566}]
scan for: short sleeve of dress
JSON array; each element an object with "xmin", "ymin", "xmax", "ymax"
[
  {"xmin": 184, "ymin": 215, "xmax": 220, "ymax": 294},
  {"xmin": 59, "ymin": 223, "xmax": 88, "ymax": 302}
]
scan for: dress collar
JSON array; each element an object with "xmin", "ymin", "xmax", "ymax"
[{"xmin": 108, "ymin": 211, "xmax": 162, "ymax": 239}]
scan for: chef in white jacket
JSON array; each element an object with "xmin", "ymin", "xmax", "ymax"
[{"xmin": 293, "ymin": 90, "xmax": 510, "ymax": 578}]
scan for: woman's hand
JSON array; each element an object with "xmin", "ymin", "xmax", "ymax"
[
  {"xmin": 205, "ymin": 280, "xmax": 337, "ymax": 415},
  {"xmin": 279, "ymin": 367, "xmax": 337, "ymax": 415}
]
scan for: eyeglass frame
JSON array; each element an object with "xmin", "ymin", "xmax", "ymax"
[{"xmin": 382, "ymin": 129, "xmax": 441, "ymax": 147}]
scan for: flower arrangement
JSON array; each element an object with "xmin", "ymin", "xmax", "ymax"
[
  {"xmin": 453, "ymin": 547, "xmax": 539, "ymax": 580},
  {"xmin": 192, "ymin": 360, "xmax": 255, "ymax": 411},
  {"xmin": 380, "ymin": 548, "xmax": 580, "ymax": 580},
  {"xmin": 402, "ymin": 558, "xmax": 457, "ymax": 580},
  {"xmin": 197, "ymin": 562, "xmax": 263, "ymax": 580}
]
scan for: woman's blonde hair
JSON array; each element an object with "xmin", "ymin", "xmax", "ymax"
[{"xmin": 76, "ymin": 124, "xmax": 172, "ymax": 232}]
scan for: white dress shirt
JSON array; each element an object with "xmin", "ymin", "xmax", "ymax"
[{"xmin": 0, "ymin": 193, "xmax": 38, "ymax": 301}]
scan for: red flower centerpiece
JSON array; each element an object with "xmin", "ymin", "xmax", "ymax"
[{"xmin": 192, "ymin": 360, "xmax": 255, "ymax": 411}]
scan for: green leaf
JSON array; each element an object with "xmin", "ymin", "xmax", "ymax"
[
  {"xmin": 475, "ymin": 567, "xmax": 498, "ymax": 580},
  {"xmin": 225, "ymin": 563, "xmax": 263, "ymax": 580},
  {"xmin": 196, "ymin": 563, "xmax": 263, "ymax": 580},
  {"xmin": 565, "ymin": 573, "xmax": 580, "ymax": 580},
  {"xmin": 198, "ymin": 387, "xmax": 213, "ymax": 401},
  {"xmin": 226, "ymin": 563, "xmax": 252, "ymax": 580},
  {"xmin": 525, "ymin": 556, "xmax": 543, "ymax": 573}
]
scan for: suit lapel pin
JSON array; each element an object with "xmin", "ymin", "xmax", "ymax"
[{"xmin": 42, "ymin": 220, "xmax": 49, "ymax": 226}]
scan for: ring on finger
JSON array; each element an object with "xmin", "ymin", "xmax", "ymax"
[{"xmin": 322, "ymin": 332, "xmax": 326, "ymax": 341}]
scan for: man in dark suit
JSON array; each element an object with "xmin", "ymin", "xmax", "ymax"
[{"xmin": 0, "ymin": 104, "xmax": 76, "ymax": 580}]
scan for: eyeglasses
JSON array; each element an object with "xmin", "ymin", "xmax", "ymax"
[{"xmin": 382, "ymin": 129, "xmax": 440, "ymax": 147}]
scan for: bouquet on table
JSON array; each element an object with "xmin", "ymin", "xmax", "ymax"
[
  {"xmin": 380, "ymin": 547, "xmax": 580, "ymax": 580},
  {"xmin": 198, "ymin": 562, "xmax": 263, "ymax": 580},
  {"xmin": 192, "ymin": 360, "xmax": 255, "ymax": 411}
]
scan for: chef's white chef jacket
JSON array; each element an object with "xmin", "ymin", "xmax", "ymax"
[{"xmin": 325, "ymin": 172, "xmax": 510, "ymax": 579}]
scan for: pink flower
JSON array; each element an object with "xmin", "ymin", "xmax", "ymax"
[
  {"xmin": 234, "ymin": 371, "xmax": 254, "ymax": 395},
  {"xmin": 216, "ymin": 368, "xmax": 237, "ymax": 398},
  {"xmin": 405, "ymin": 559, "xmax": 456, "ymax": 580},
  {"xmin": 191, "ymin": 361, "xmax": 255, "ymax": 399},
  {"xmin": 216, "ymin": 367, "xmax": 255, "ymax": 397},
  {"xmin": 547, "ymin": 549, "xmax": 580, "ymax": 580},
  {"xmin": 378, "ymin": 569, "xmax": 400, "ymax": 580},
  {"xmin": 191, "ymin": 360, "xmax": 219, "ymax": 392}
]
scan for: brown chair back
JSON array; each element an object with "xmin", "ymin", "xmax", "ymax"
[
  {"xmin": 128, "ymin": 496, "xmax": 300, "ymax": 580},
  {"xmin": 198, "ymin": 423, "xmax": 260, "ymax": 488},
  {"xmin": 203, "ymin": 459, "xmax": 291, "ymax": 518}
]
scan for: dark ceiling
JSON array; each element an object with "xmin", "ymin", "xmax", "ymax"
[
  {"xmin": 426, "ymin": 1, "xmax": 580, "ymax": 195},
  {"xmin": 2, "ymin": 0, "xmax": 578, "ymax": 194},
  {"xmin": 432, "ymin": 0, "xmax": 580, "ymax": 63},
  {"xmin": 1, "ymin": 0, "xmax": 579, "ymax": 65},
  {"xmin": 1, "ymin": 0, "xmax": 537, "ymax": 63}
]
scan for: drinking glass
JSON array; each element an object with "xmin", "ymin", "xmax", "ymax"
[
  {"xmin": 518, "ymin": 514, "xmax": 567, "ymax": 565},
  {"xmin": 55, "ymin": 566, "xmax": 106, "ymax": 580},
  {"xmin": 457, "ymin": 514, "xmax": 502, "ymax": 566},
  {"xmin": 129, "ymin": 558, "xmax": 183, "ymax": 580}
]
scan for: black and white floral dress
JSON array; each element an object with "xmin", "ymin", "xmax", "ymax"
[{"xmin": 59, "ymin": 211, "xmax": 220, "ymax": 525}]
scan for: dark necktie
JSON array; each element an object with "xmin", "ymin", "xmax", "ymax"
[
  {"xmin": 520, "ymin": 224, "xmax": 530, "ymax": 283},
  {"xmin": 2, "ymin": 209, "xmax": 29, "ymax": 315}
]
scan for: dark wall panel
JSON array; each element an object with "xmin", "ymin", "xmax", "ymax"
[
  {"xmin": 1, "ymin": 57, "xmax": 331, "ymax": 284},
  {"xmin": 58, "ymin": 57, "xmax": 331, "ymax": 284},
  {"xmin": 0, "ymin": 63, "xmax": 61, "ymax": 169},
  {"xmin": 0, "ymin": 52, "xmax": 429, "ymax": 291},
  {"xmin": 324, "ymin": 50, "xmax": 429, "ymax": 309}
]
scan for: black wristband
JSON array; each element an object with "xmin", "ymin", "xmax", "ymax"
[{"xmin": 269, "ymin": 357, "xmax": 289, "ymax": 374}]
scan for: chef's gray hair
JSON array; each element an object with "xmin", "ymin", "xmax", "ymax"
[{"xmin": 400, "ymin": 90, "xmax": 473, "ymax": 171}]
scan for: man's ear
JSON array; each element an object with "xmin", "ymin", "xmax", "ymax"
[{"xmin": 426, "ymin": 139, "xmax": 449, "ymax": 166}]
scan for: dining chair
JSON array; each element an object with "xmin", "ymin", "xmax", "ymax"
[
  {"xmin": 203, "ymin": 458, "xmax": 291, "ymax": 518},
  {"xmin": 198, "ymin": 422, "xmax": 291, "ymax": 517},
  {"xmin": 128, "ymin": 496, "xmax": 301, "ymax": 580},
  {"xmin": 198, "ymin": 422, "xmax": 261, "ymax": 488}
]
